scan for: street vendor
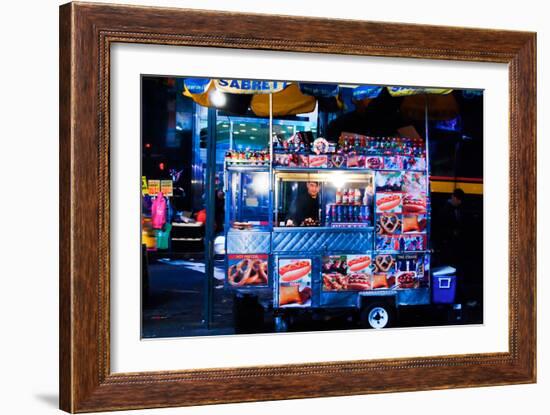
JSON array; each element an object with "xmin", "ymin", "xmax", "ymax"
[{"xmin": 285, "ymin": 182, "xmax": 320, "ymax": 226}]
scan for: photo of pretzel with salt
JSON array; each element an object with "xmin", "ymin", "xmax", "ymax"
[
  {"xmin": 374, "ymin": 254, "xmax": 396, "ymax": 273},
  {"xmin": 377, "ymin": 213, "xmax": 402, "ymax": 235}
]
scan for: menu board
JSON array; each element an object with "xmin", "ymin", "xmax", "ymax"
[
  {"xmin": 322, "ymin": 254, "xmax": 373, "ymax": 291},
  {"xmin": 278, "ymin": 258, "xmax": 312, "ymax": 307},
  {"xmin": 374, "ymin": 171, "xmax": 428, "ymax": 251}
]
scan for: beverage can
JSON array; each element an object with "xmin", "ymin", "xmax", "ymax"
[{"xmin": 353, "ymin": 205, "xmax": 360, "ymax": 223}]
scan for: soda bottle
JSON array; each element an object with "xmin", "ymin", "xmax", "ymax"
[
  {"xmin": 336, "ymin": 188, "xmax": 342, "ymax": 204},
  {"xmin": 342, "ymin": 188, "xmax": 348, "ymax": 205},
  {"xmin": 360, "ymin": 135, "xmax": 366, "ymax": 149},
  {"xmin": 354, "ymin": 188, "xmax": 361, "ymax": 205},
  {"xmin": 336, "ymin": 205, "xmax": 342, "ymax": 223}
]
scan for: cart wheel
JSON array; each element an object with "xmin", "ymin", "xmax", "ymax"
[
  {"xmin": 362, "ymin": 303, "xmax": 393, "ymax": 329},
  {"xmin": 274, "ymin": 316, "xmax": 288, "ymax": 332}
]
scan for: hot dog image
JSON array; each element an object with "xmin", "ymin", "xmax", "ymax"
[
  {"xmin": 402, "ymin": 194, "xmax": 427, "ymax": 213},
  {"xmin": 278, "ymin": 258, "xmax": 312, "ymax": 307},
  {"xmin": 376, "ymin": 193, "xmax": 402, "ymax": 212},
  {"xmin": 347, "ymin": 255, "xmax": 371, "ymax": 272},
  {"xmin": 322, "ymin": 255, "xmax": 373, "ymax": 291},
  {"xmin": 323, "ymin": 273, "xmax": 372, "ymax": 291},
  {"xmin": 279, "ymin": 260, "xmax": 311, "ymax": 282},
  {"xmin": 346, "ymin": 274, "xmax": 372, "ymax": 291},
  {"xmin": 308, "ymin": 155, "xmax": 328, "ymax": 168}
]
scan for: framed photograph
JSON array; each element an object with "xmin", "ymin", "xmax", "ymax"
[{"xmin": 59, "ymin": 2, "xmax": 536, "ymax": 412}]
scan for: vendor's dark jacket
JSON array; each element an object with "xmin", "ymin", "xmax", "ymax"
[{"xmin": 287, "ymin": 192, "xmax": 320, "ymax": 225}]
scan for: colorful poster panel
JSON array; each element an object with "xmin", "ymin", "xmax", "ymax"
[
  {"xmin": 402, "ymin": 172, "xmax": 428, "ymax": 214},
  {"xmin": 227, "ymin": 254, "xmax": 268, "ymax": 287},
  {"xmin": 375, "ymin": 193, "xmax": 403, "ymax": 213},
  {"xmin": 372, "ymin": 253, "xmax": 398, "ymax": 289},
  {"xmin": 375, "ymin": 171, "xmax": 403, "ymax": 192},
  {"xmin": 395, "ymin": 253, "xmax": 430, "ymax": 289},
  {"xmin": 403, "ymin": 171, "xmax": 427, "ymax": 195},
  {"xmin": 400, "ymin": 233, "xmax": 427, "ymax": 251},
  {"xmin": 383, "ymin": 156, "xmax": 404, "ymax": 170},
  {"xmin": 278, "ymin": 258, "xmax": 312, "ymax": 307},
  {"xmin": 403, "ymin": 156, "xmax": 426, "ymax": 171},
  {"xmin": 402, "ymin": 214, "xmax": 427, "ymax": 233},
  {"xmin": 322, "ymin": 255, "xmax": 373, "ymax": 291},
  {"xmin": 376, "ymin": 211, "xmax": 401, "ymax": 251}
]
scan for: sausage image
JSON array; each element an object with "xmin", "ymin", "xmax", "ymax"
[
  {"xmin": 402, "ymin": 195, "xmax": 426, "ymax": 213},
  {"xmin": 347, "ymin": 256, "xmax": 371, "ymax": 272},
  {"xmin": 323, "ymin": 273, "xmax": 347, "ymax": 291},
  {"xmin": 346, "ymin": 274, "xmax": 372, "ymax": 291},
  {"xmin": 309, "ymin": 155, "xmax": 327, "ymax": 167},
  {"xmin": 279, "ymin": 260, "xmax": 311, "ymax": 282},
  {"xmin": 376, "ymin": 194, "xmax": 401, "ymax": 211}
]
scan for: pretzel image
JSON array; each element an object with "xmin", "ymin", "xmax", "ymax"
[
  {"xmin": 375, "ymin": 254, "xmax": 395, "ymax": 272},
  {"xmin": 379, "ymin": 214, "xmax": 401, "ymax": 234},
  {"xmin": 228, "ymin": 258, "xmax": 268, "ymax": 286},
  {"xmin": 228, "ymin": 259, "xmax": 252, "ymax": 286}
]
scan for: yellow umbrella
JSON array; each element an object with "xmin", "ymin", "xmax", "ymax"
[
  {"xmin": 400, "ymin": 93, "xmax": 459, "ymax": 121},
  {"xmin": 183, "ymin": 80, "xmax": 316, "ymax": 116},
  {"xmin": 382, "ymin": 86, "xmax": 459, "ymax": 121},
  {"xmin": 182, "ymin": 81, "xmax": 215, "ymax": 107},
  {"xmin": 250, "ymin": 83, "xmax": 316, "ymax": 117}
]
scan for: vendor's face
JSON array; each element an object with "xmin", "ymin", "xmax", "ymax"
[
  {"xmin": 451, "ymin": 195, "xmax": 462, "ymax": 207},
  {"xmin": 306, "ymin": 182, "xmax": 319, "ymax": 197}
]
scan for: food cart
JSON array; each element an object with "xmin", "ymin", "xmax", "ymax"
[{"xmin": 223, "ymin": 130, "xmax": 431, "ymax": 329}]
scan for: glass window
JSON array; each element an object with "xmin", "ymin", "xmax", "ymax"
[{"xmin": 228, "ymin": 171, "xmax": 270, "ymax": 227}]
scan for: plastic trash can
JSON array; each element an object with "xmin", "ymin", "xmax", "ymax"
[{"xmin": 431, "ymin": 266, "xmax": 457, "ymax": 304}]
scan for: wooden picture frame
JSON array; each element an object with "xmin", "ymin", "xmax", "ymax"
[{"xmin": 59, "ymin": 2, "xmax": 536, "ymax": 412}]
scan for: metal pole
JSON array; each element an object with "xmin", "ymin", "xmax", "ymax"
[
  {"xmin": 203, "ymin": 107, "xmax": 217, "ymax": 329},
  {"xmin": 269, "ymin": 93, "xmax": 275, "ymax": 226},
  {"xmin": 424, "ymin": 95, "xmax": 432, "ymax": 254},
  {"xmin": 229, "ymin": 120, "xmax": 234, "ymax": 150}
]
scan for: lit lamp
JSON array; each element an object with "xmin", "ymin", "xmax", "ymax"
[
  {"xmin": 330, "ymin": 172, "xmax": 347, "ymax": 188},
  {"xmin": 209, "ymin": 89, "xmax": 226, "ymax": 107}
]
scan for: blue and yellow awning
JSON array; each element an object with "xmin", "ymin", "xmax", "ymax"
[{"xmin": 182, "ymin": 79, "xmax": 459, "ymax": 118}]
